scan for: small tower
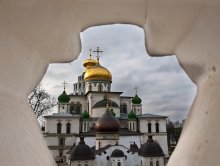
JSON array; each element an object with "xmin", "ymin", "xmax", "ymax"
[
  {"xmin": 128, "ymin": 110, "xmax": 137, "ymax": 132},
  {"xmin": 95, "ymin": 107, "xmax": 120, "ymax": 150},
  {"xmin": 84, "ymin": 47, "xmax": 112, "ymax": 93},
  {"xmin": 131, "ymin": 87, "xmax": 142, "ymax": 115},
  {"xmin": 69, "ymin": 137, "xmax": 95, "ymax": 166},
  {"xmin": 81, "ymin": 110, "xmax": 90, "ymax": 132},
  {"xmin": 58, "ymin": 81, "xmax": 70, "ymax": 114},
  {"xmin": 138, "ymin": 136, "xmax": 165, "ymax": 166},
  {"xmin": 110, "ymin": 149, "xmax": 126, "ymax": 166}
]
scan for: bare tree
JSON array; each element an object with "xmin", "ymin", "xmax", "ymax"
[{"xmin": 28, "ymin": 84, "xmax": 57, "ymax": 118}]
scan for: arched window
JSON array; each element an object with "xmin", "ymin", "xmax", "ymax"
[
  {"xmin": 66, "ymin": 122, "xmax": 71, "ymax": 134},
  {"xmin": 120, "ymin": 103, "xmax": 127, "ymax": 114},
  {"xmin": 150, "ymin": 161, "xmax": 153, "ymax": 166},
  {"xmin": 57, "ymin": 122, "xmax": 62, "ymax": 134},
  {"xmin": 70, "ymin": 102, "xmax": 82, "ymax": 115},
  {"xmin": 156, "ymin": 160, "xmax": 159, "ymax": 166},
  {"xmin": 98, "ymin": 83, "xmax": 103, "ymax": 92},
  {"xmin": 59, "ymin": 137, "xmax": 65, "ymax": 146},
  {"xmin": 156, "ymin": 122, "xmax": 160, "ymax": 133},
  {"xmin": 88, "ymin": 84, "xmax": 92, "ymax": 91},
  {"xmin": 108, "ymin": 84, "xmax": 111, "ymax": 92},
  {"xmin": 148, "ymin": 123, "xmax": 152, "ymax": 133}
]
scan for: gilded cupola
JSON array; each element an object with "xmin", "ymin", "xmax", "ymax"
[{"xmin": 83, "ymin": 47, "xmax": 112, "ymax": 82}]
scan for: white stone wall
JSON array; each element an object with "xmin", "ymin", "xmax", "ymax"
[
  {"xmin": 139, "ymin": 119, "xmax": 166, "ymax": 133},
  {"xmin": 45, "ymin": 117, "xmax": 80, "ymax": 134},
  {"xmin": 141, "ymin": 157, "xmax": 164, "ymax": 166},
  {"xmin": 95, "ymin": 145, "xmax": 141, "ymax": 166},
  {"xmin": 118, "ymin": 136, "xmax": 141, "ymax": 148},
  {"xmin": 128, "ymin": 120, "xmax": 137, "ymax": 132},
  {"xmin": 120, "ymin": 97, "xmax": 132, "ymax": 113},
  {"xmin": 85, "ymin": 82, "xmax": 111, "ymax": 93},
  {"xmin": 110, "ymin": 157, "xmax": 126, "ymax": 166},
  {"xmin": 70, "ymin": 160, "xmax": 94, "ymax": 166},
  {"xmin": 96, "ymin": 139, "xmax": 118, "ymax": 150},
  {"xmin": 132, "ymin": 104, "xmax": 142, "ymax": 115},
  {"xmin": 69, "ymin": 96, "xmax": 87, "ymax": 112},
  {"xmin": 65, "ymin": 136, "xmax": 77, "ymax": 146},
  {"xmin": 58, "ymin": 104, "xmax": 69, "ymax": 114}
]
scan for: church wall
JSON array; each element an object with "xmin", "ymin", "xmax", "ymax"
[
  {"xmin": 70, "ymin": 119, "xmax": 80, "ymax": 134},
  {"xmin": 69, "ymin": 96, "xmax": 87, "ymax": 113},
  {"xmin": 95, "ymin": 145, "xmax": 141, "ymax": 166},
  {"xmin": 87, "ymin": 93, "xmax": 104, "ymax": 114},
  {"xmin": 85, "ymin": 82, "xmax": 111, "ymax": 93},
  {"xmin": 120, "ymin": 97, "xmax": 132, "ymax": 113},
  {"xmin": 133, "ymin": 104, "xmax": 142, "ymax": 115},
  {"xmin": 65, "ymin": 136, "xmax": 77, "ymax": 146},
  {"xmin": 45, "ymin": 118, "xmax": 80, "ymax": 134},
  {"xmin": 141, "ymin": 157, "xmax": 164, "ymax": 166},
  {"xmin": 76, "ymin": 136, "xmax": 96, "ymax": 147},
  {"xmin": 92, "ymin": 107, "xmax": 120, "ymax": 117},
  {"xmin": 139, "ymin": 118, "xmax": 166, "ymax": 133},
  {"xmin": 70, "ymin": 159, "xmax": 94, "ymax": 166},
  {"xmin": 119, "ymin": 135, "xmax": 141, "ymax": 148},
  {"xmin": 58, "ymin": 104, "xmax": 69, "ymax": 113}
]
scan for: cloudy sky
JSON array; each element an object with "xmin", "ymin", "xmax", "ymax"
[{"xmin": 41, "ymin": 24, "xmax": 197, "ymax": 121}]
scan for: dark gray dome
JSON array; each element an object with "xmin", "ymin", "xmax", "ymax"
[
  {"xmin": 129, "ymin": 142, "xmax": 139, "ymax": 153},
  {"xmin": 111, "ymin": 149, "xmax": 125, "ymax": 157},
  {"xmin": 70, "ymin": 137, "xmax": 95, "ymax": 161},
  {"xmin": 138, "ymin": 136, "xmax": 165, "ymax": 157}
]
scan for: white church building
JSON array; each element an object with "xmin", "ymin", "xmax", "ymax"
[{"xmin": 42, "ymin": 48, "xmax": 168, "ymax": 166}]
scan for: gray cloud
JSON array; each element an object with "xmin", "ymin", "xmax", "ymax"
[{"xmin": 41, "ymin": 24, "xmax": 197, "ymax": 121}]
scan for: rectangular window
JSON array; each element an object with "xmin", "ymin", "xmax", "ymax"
[{"xmin": 59, "ymin": 138, "xmax": 65, "ymax": 146}]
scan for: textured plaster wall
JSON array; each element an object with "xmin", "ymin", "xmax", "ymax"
[{"xmin": 0, "ymin": 0, "xmax": 220, "ymax": 166}]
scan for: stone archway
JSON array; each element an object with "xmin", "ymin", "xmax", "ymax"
[{"xmin": 0, "ymin": 1, "xmax": 220, "ymax": 166}]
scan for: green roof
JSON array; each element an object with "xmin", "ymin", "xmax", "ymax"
[
  {"xmin": 132, "ymin": 94, "xmax": 142, "ymax": 104},
  {"xmin": 58, "ymin": 91, "xmax": 70, "ymax": 103},
  {"xmin": 81, "ymin": 111, "xmax": 90, "ymax": 119},
  {"xmin": 128, "ymin": 110, "xmax": 137, "ymax": 120}
]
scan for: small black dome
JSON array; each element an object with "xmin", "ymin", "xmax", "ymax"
[
  {"xmin": 70, "ymin": 137, "xmax": 95, "ymax": 161},
  {"xmin": 138, "ymin": 136, "xmax": 165, "ymax": 157},
  {"xmin": 129, "ymin": 142, "xmax": 139, "ymax": 153},
  {"xmin": 111, "ymin": 149, "xmax": 125, "ymax": 157}
]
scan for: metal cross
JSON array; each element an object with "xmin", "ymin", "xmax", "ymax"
[
  {"xmin": 89, "ymin": 49, "xmax": 92, "ymax": 59},
  {"xmin": 62, "ymin": 81, "xmax": 68, "ymax": 90},
  {"xmin": 134, "ymin": 86, "xmax": 138, "ymax": 95},
  {"xmin": 93, "ymin": 47, "xmax": 103, "ymax": 61}
]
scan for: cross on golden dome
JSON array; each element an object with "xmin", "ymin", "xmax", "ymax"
[{"xmin": 93, "ymin": 47, "xmax": 103, "ymax": 62}]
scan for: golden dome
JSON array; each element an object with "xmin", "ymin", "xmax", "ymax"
[
  {"xmin": 84, "ymin": 63, "xmax": 112, "ymax": 82},
  {"xmin": 83, "ymin": 55, "xmax": 98, "ymax": 69}
]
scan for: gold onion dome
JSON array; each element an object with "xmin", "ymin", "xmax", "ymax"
[
  {"xmin": 84, "ymin": 62, "xmax": 112, "ymax": 82},
  {"xmin": 83, "ymin": 55, "xmax": 98, "ymax": 69}
]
